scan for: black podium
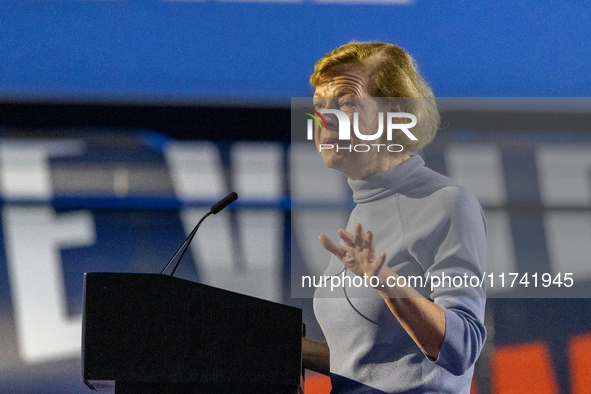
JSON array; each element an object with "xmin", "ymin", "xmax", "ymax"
[{"xmin": 82, "ymin": 273, "xmax": 303, "ymax": 393}]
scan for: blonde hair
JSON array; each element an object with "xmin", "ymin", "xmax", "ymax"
[{"xmin": 310, "ymin": 42, "xmax": 439, "ymax": 152}]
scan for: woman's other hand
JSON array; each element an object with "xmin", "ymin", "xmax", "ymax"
[{"xmin": 318, "ymin": 223, "xmax": 386, "ymax": 285}]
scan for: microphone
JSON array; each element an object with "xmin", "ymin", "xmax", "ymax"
[
  {"xmin": 211, "ymin": 192, "xmax": 238, "ymax": 214},
  {"xmin": 160, "ymin": 192, "xmax": 239, "ymax": 276}
]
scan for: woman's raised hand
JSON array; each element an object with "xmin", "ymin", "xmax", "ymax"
[{"xmin": 318, "ymin": 223, "xmax": 387, "ymax": 284}]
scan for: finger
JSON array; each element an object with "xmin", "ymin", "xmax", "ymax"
[
  {"xmin": 367, "ymin": 231, "xmax": 375, "ymax": 260},
  {"xmin": 338, "ymin": 229, "xmax": 356, "ymax": 247},
  {"xmin": 355, "ymin": 223, "xmax": 365, "ymax": 250},
  {"xmin": 372, "ymin": 252, "xmax": 387, "ymax": 271},
  {"xmin": 319, "ymin": 234, "xmax": 347, "ymax": 259}
]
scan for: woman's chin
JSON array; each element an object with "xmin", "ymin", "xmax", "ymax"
[{"xmin": 320, "ymin": 151, "xmax": 350, "ymax": 172}]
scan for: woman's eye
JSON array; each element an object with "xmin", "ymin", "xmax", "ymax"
[
  {"xmin": 314, "ymin": 104, "xmax": 323, "ymax": 110},
  {"xmin": 340, "ymin": 101, "xmax": 353, "ymax": 107}
]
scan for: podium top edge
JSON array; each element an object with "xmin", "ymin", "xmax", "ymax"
[{"xmin": 83, "ymin": 272, "xmax": 302, "ymax": 312}]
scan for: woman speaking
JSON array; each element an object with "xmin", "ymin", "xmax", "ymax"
[{"xmin": 301, "ymin": 42, "xmax": 487, "ymax": 394}]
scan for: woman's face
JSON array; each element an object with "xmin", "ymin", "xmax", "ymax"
[{"xmin": 313, "ymin": 72, "xmax": 399, "ymax": 180}]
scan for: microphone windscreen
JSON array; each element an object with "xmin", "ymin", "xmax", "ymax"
[{"xmin": 211, "ymin": 192, "xmax": 238, "ymax": 214}]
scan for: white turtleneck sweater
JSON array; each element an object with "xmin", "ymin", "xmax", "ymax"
[{"xmin": 313, "ymin": 155, "xmax": 487, "ymax": 394}]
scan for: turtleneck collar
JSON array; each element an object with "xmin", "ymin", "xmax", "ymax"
[{"xmin": 347, "ymin": 155, "xmax": 425, "ymax": 203}]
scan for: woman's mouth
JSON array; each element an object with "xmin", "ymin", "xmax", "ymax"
[{"xmin": 322, "ymin": 137, "xmax": 339, "ymax": 145}]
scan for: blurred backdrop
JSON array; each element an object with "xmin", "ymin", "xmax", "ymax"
[{"xmin": 1, "ymin": 1, "xmax": 591, "ymax": 394}]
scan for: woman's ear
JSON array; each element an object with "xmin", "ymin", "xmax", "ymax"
[{"xmin": 387, "ymin": 98, "xmax": 406, "ymax": 113}]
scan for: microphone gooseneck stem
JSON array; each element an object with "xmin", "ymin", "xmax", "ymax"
[
  {"xmin": 159, "ymin": 192, "xmax": 238, "ymax": 277},
  {"xmin": 169, "ymin": 211, "xmax": 212, "ymax": 277}
]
